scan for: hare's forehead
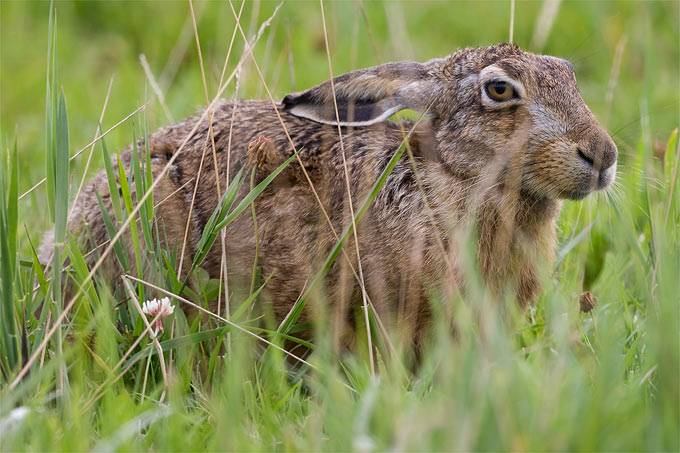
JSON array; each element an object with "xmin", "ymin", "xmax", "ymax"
[
  {"xmin": 533, "ymin": 55, "xmax": 578, "ymax": 84},
  {"xmin": 460, "ymin": 55, "xmax": 576, "ymax": 87},
  {"xmin": 503, "ymin": 54, "xmax": 575, "ymax": 76}
]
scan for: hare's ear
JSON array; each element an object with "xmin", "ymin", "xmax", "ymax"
[{"xmin": 281, "ymin": 61, "xmax": 438, "ymax": 126}]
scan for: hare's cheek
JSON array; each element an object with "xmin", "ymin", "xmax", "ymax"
[{"xmin": 523, "ymin": 143, "xmax": 574, "ymax": 198}]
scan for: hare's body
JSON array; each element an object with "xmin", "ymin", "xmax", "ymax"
[{"xmin": 42, "ymin": 44, "xmax": 617, "ymax": 347}]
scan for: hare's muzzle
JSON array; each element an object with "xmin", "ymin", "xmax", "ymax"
[{"xmin": 574, "ymin": 127, "xmax": 618, "ymax": 193}]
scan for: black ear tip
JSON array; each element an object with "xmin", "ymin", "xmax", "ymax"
[
  {"xmin": 282, "ymin": 90, "xmax": 320, "ymax": 109},
  {"xmin": 283, "ymin": 90, "xmax": 313, "ymax": 108},
  {"xmin": 281, "ymin": 94, "xmax": 296, "ymax": 108}
]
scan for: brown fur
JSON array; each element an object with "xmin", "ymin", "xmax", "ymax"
[{"xmin": 40, "ymin": 44, "xmax": 617, "ymax": 347}]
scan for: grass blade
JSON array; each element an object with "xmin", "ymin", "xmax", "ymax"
[
  {"xmin": 214, "ymin": 151, "xmax": 298, "ymax": 231},
  {"xmin": 0, "ymin": 143, "xmax": 19, "ymax": 373},
  {"xmin": 190, "ymin": 170, "xmax": 243, "ymax": 272},
  {"xmin": 100, "ymin": 137, "xmax": 124, "ymax": 223},
  {"xmin": 95, "ymin": 192, "xmax": 129, "ymax": 271}
]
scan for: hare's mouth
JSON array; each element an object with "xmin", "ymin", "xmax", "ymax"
[{"xmin": 560, "ymin": 164, "xmax": 616, "ymax": 200}]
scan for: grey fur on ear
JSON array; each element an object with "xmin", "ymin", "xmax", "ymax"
[{"xmin": 281, "ymin": 61, "xmax": 438, "ymax": 126}]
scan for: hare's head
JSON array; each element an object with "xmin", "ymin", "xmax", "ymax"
[{"xmin": 282, "ymin": 43, "xmax": 617, "ymax": 200}]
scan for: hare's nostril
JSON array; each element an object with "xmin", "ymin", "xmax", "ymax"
[{"xmin": 577, "ymin": 148, "xmax": 594, "ymax": 167}]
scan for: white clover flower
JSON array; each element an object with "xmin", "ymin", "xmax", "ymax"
[
  {"xmin": 142, "ymin": 297, "xmax": 175, "ymax": 332},
  {"xmin": 0, "ymin": 406, "xmax": 30, "ymax": 434}
]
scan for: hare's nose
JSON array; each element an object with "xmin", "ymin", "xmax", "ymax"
[{"xmin": 577, "ymin": 131, "xmax": 618, "ymax": 172}]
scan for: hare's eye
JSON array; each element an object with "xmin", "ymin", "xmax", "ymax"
[{"xmin": 485, "ymin": 80, "xmax": 515, "ymax": 102}]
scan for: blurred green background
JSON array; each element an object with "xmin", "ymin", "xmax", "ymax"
[{"xmin": 1, "ymin": 1, "xmax": 678, "ymax": 230}]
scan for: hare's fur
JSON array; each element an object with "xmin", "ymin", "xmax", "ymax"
[{"xmin": 41, "ymin": 44, "xmax": 617, "ymax": 346}]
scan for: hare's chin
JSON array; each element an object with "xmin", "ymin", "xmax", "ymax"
[
  {"xmin": 562, "ymin": 178, "xmax": 614, "ymax": 200},
  {"xmin": 563, "ymin": 189, "xmax": 592, "ymax": 200},
  {"xmin": 557, "ymin": 180, "xmax": 596, "ymax": 199}
]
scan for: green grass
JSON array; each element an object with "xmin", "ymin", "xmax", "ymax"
[{"xmin": 1, "ymin": 1, "xmax": 679, "ymax": 450}]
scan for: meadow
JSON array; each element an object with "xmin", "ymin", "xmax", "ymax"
[{"xmin": 1, "ymin": 1, "xmax": 679, "ymax": 450}]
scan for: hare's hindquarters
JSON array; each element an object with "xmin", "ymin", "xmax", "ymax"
[{"xmin": 38, "ymin": 150, "xmax": 196, "ymax": 298}]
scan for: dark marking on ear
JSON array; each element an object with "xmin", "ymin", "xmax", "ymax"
[
  {"xmin": 281, "ymin": 60, "xmax": 439, "ymax": 127},
  {"xmin": 282, "ymin": 91, "xmax": 404, "ymax": 126},
  {"xmin": 283, "ymin": 95, "xmax": 380, "ymax": 123}
]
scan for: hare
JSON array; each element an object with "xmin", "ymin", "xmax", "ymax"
[{"xmin": 41, "ymin": 43, "xmax": 617, "ymax": 348}]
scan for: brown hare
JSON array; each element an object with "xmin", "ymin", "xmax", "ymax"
[{"xmin": 41, "ymin": 43, "xmax": 617, "ymax": 348}]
